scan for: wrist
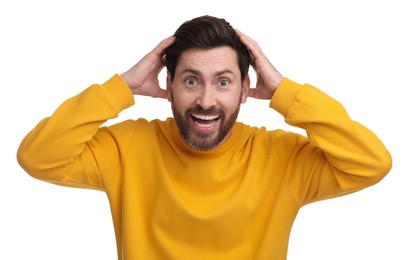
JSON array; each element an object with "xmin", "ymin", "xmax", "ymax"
[{"xmin": 103, "ymin": 74, "xmax": 135, "ymax": 109}]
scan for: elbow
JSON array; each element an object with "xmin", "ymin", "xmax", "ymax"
[
  {"xmin": 366, "ymin": 149, "xmax": 392, "ymax": 185},
  {"xmin": 17, "ymin": 142, "xmax": 71, "ymax": 185},
  {"xmin": 17, "ymin": 145, "xmax": 39, "ymax": 179},
  {"xmin": 16, "ymin": 144, "xmax": 52, "ymax": 181}
]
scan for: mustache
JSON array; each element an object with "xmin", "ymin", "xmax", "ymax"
[{"xmin": 186, "ymin": 105, "xmax": 223, "ymax": 116}]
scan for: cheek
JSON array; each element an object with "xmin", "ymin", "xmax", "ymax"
[
  {"xmin": 220, "ymin": 92, "xmax": 243, "ymax": 111},
  {"xmin": 171, "ymin": 90, "xmax": 195, "ymax": 111}
]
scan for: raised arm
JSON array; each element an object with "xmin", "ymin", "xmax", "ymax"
[
  {"xmin": 17, "ymin": 36, "xmax": 175, "ymax": 190},
  {"xmin": 236, "ymin": 29, "xmax": 392, "ymax": 204}
]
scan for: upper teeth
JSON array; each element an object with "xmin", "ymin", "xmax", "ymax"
[{"xmin": 193, "ymin": 114, "xmax": 219, "ymax": 120}]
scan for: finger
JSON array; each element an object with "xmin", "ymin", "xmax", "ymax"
[
  {"xmin": 235, "ymin": 29, "xmax": 264, "ymax": 62},
  {"xmin": 154, "ymin": 87, "xmax": 168, "ymax": 99},
  {"xmin": 151, "ymin": 56, "xmax": 166, "ymax": 74},
  {"xmin": 235, "ymin": 29, "xmax": 262, "ymax": 51},
  {"xmin": 152, "ymin": 36, "xmax": 176, "ymax": 56}
]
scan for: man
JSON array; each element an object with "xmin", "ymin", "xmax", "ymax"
[{"xmin": 17, "ymin": 15, "xmax": 392, "ymax": 259}]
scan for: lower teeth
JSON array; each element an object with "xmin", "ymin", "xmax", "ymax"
[{"xmin": 195, "ymin": 121, "xmax": 216, "ymax": 128}]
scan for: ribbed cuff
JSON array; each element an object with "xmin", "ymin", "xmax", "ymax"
[
  {"xmin": 102, "ymin": 74, "xmax": 135, "ymax": 110},
  {"xmin": 269, "ymin": 78, "xmax": 303, "ymax": 117}
]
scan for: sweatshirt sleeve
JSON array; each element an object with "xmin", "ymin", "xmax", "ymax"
[
  {"xmin": 270, "ymin": 78, "xmax": 392, "ymax": 206},
  {"xmin": 17, "ymin": 74, "xmax": 135, "ymax": 191}
]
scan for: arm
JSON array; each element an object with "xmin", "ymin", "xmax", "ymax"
[
  {"xmin": 17, "ymin": 75, "xmax": 134, "ymax": 190},
  {"xmin": 17, "ymin": 36, "xmax": 176, "ymax": 190},
  {"xmin": 272, "ymin": 79, "xmax": 392, "ymax": 204},
  {"xmin": 236, "ymin": 30, "xmax": 392, "ymax": 204}
]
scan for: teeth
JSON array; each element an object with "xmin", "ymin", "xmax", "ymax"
[
  {"xmin": 192, "ymin": 114, "xmax": 219, "ymax": 120},
  {"xmin": 195, "ymin": 121, "xmax": 216, "ymax": 128}
]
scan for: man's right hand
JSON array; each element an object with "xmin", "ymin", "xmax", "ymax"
[{"xmin": 120, "ymin": 36, "xmax": 176, "ymax": 99}]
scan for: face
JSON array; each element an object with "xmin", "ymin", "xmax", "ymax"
[{"xmin": 167, "ymin": 46, "xmax": 249, "ymax": 151}]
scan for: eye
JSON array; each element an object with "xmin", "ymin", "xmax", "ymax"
[
  {"xmin": 219, "ymin": 79, "xmax": 230, "ymax": 87},
  {"xmin": 185, "ymin": 77, "xmax": 198, "ymax": 87}
]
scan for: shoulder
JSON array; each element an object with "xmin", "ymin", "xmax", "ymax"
[
  {"xmin": 107, "ymin": 118, "xmax": 172, "ymax": 134},
  {"xmin": 237, "ymin": 122, "xmax": 308, "ymax": 151}
]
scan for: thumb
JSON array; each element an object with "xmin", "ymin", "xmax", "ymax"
[
  {"xmin": 155, "ymin": 88, "xmax": 168, "ymax": 99},
  {"xmin": 248, "ymin": 88, "xmax": 257, "ymax": 98}
]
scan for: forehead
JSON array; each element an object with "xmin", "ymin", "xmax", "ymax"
[{"xmin": 176, "ymin": 46, "xmax": 239, "ymax": 75}]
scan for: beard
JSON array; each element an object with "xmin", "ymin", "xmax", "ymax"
[{"xmin": 171, "ymin": 93, "xmax": 241, "ymax": 151}]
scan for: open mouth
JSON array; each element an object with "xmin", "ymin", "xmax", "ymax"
[{"xmin": 190, "ymin": 114, "xmax": 221, "ymax": 128}]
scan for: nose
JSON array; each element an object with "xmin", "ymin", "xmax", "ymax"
[{"xmin": 196, "ymin": 86, "xmax": 217, "ymax": 109}]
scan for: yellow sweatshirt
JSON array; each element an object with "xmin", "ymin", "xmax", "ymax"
[{"xmin": 17, "ymin": 74, "xmax": 392, "ymax": 259}]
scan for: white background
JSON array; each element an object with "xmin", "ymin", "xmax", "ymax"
[{"xmin": 1, "ymin": 0, "xmax": 406, "ymax": 259}]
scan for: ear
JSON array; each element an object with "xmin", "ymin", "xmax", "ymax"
[
  {"xmin": 166, "ymin": 75, "xmax": 172, "ymax": 102},
  {"xmin": 240, "ymin": 75, "xmax": 250, "ymax": 104}
]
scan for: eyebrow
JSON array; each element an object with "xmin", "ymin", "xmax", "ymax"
[{"xmin": 180, "ymin": 68, "xmax": 236, "ymax": 77}]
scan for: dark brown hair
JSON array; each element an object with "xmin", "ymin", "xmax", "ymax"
[{"xmin": 165, "ymin": 15, "xmax": 251, "ymax": 83}]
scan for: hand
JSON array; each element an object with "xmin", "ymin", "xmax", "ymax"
[
  {"xmin": 235, "ymin": 30, "xmax": 283, "ymax": 100},
  {"xmin": 120, "ymin": 36, "xmax": 176, "ymax": 98}
]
